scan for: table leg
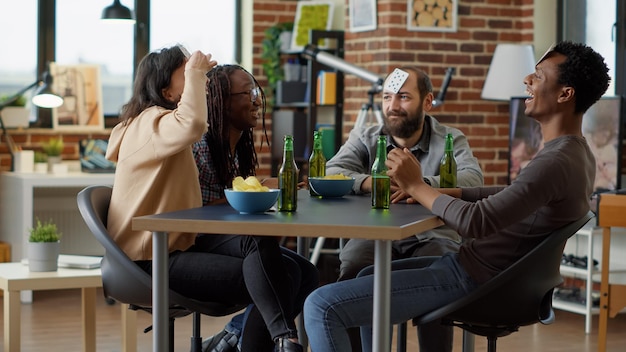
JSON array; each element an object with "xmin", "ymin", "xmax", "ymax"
[
  {"xmin": 153, "ymin": 231, "xmax": 169, "ymax": 352},
  {"xmin": 122, "ymin": 303, "xmax": 138, "ymax": 352},
  {"xmin": 598, "ymin": 227, "xmax": 610, "ymax": 352},
  {"xmin": 296, "ymin": 237, "xmax": 310, "ymax": 348},
  {"xmin": 81, "ymin": 287, "xmax": 97, "ymax": 352},
  {"xmin": 5, "ymin": 290, "xmax": 21, "ymax": 352},
  {"xmin": 373, "ymin": 240, "xmax": 392, "ymax": 352}
]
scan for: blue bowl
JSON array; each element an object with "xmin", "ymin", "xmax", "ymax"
[
  {"xmin": 309, "ymin": 177, "xmax": 355, "ymax": 198},
  {"xmin": 224, "ymin": 189, "xmax": 280, "ymax": 214}
]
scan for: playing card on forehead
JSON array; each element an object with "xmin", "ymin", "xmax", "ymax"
[
  {"xmin": 178, "ymin": 44, "xmax": 191, "ymax": 59},
  {"xmin": 384, "ymin": 69, "xmax": 409, "ymax": 94},
  {"xmin": 537, "ymin": 43, "xmax": 555, "ymax": 64}
]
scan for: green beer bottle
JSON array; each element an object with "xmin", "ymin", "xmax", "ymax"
[
  {"xmin": 278, "ymin": 135, "xmax": 299, "ymax": 212},
  {"xmin": 439, "ymin": 133, "xmax": 457, "ymax": 188},
  {"xmin": 371, "ymin": 135, "xmax": 390, "ymax": 209},
  {"xmin": 308, "ymin": 130, "xmax": 327, "ymax": 197}
]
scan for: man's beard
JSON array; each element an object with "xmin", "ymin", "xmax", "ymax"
[{"xmin": 383, "ymin": 107, "xmax": 424, "ymax": 139}]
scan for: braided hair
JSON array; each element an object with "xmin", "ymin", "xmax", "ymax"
[{"xmin": 204, "ymin": 64, "xmax": 270, "ymax": 187}]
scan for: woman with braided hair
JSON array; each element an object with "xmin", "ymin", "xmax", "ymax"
[{"xmin": 193, "ymin": 64, "xmax": 318, "ymax": 352}]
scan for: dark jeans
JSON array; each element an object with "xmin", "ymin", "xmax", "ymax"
[
  {"xmin": 338, "ymin": 236, "xmax": 460, "ymax": 352},
  {"xmin": 136, "ymin": 233, "xmax": 319, "ymax": 347}
]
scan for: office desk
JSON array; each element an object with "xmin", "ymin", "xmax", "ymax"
[
  {"xmin": 0, "ymin": 171, "xmax": 114, "ymax": 303},
  {"xmin": 0, "ymin": 172, "xmax": 115, "ymax": 260},
  {"xmin": 597, "ymin": 193, "xmax": 626, "ymax": 352},
  {"xmin": 133, "ymin": 190, "xmax": 443, "ymax": 352}
]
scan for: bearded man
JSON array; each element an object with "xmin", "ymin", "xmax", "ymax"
[{"xmin": 325, "ymin": 66, "xmax": 484, "ymax": 352}]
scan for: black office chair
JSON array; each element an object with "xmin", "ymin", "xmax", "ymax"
[
  {"xmin": 77, "ymin": 185, "xmax": 246, "ymax": 352},
  {"xmin": 396, "ymin": 211, "xmax": 594, "ymax": 352}
]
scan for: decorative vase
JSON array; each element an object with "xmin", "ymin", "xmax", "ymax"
[
  {"xmin": 27, "ymin": 241, "xmax": 60, "ymax": 272},
  {"xmin": 47, "ymin": 156, "xmax": 62, "ymax": 173},
  {"xmin": 0, "ymin": 106, "xmax": 30, "ymax": 128}
]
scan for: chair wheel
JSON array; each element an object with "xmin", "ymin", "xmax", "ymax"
[{"xmin": 105, "ymin": 297, "xmax": 116, "ymax": 305}]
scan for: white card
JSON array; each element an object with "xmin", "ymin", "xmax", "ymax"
[
  {"xmin": 537, "ymin": 43, "xmax": 555, "ymax": 64},
  {"xmin": 178, "ymin": 44, "xmax": 191, "ymax": 59},
  {"xmin": 384, "ymin": 69, "xmax": 409, "ymax": 94}
]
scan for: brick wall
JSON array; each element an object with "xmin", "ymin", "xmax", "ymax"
[
  {"xmin": 4, "ymin": 1, "xmax": 624, "ymax": 186},
  {"xmin": 253, "ymin": 0, "xmax": 535, "ymax": 185}
]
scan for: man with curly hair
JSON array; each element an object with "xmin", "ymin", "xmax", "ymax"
[{"xmin": 303, "ymin": 41, "xmax": 610, "ymax": 352}]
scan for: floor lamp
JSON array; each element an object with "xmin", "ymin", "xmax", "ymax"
[
  {"xmin": 0, "ymin": 71, "xmax": 63, "ymax": 171},
  {"xmin": 481, "ymin": 43, "xmax": 536, "ymax": 101}
]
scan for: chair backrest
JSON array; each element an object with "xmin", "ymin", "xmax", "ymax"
[
  {"xmin": 415, "ymin": 211, "xmax": 594, "ymax": 329},
  {"xmin": 76, "ymin": 185, "xmax": 245, "ymax": 316}
]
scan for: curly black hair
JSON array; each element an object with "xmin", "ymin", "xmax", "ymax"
[{"xmin": 551, "ymin": 41, "xmax": 610, "ymax": 114}]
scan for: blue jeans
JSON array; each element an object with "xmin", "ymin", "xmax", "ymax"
[{"xmin": 303, "ymin": 253, "xmax": 478, "ymax": 352}]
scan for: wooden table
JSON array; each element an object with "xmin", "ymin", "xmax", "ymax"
[
  {"xmin": 597, "ymin": 193, "xmax": 626, "ymax": 352},
  {"xmin": 0, "ymin": 263, "xmax": 102, "ymax": 352},
  {"xmin": 133, "ymin": 189, "xmax": 443, "ymax": 352}
]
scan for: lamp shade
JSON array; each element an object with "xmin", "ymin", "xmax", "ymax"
[
  {"xmin": 32, "ymin": 72, "xmax": 63, "ymax": 108},
  {"xmin": 481, "ymin": 44, "xmax": 536, "ymax": 101},
  {"xmin": 101, "ymin": 0, "xmax": 135, "ymax": 22}
]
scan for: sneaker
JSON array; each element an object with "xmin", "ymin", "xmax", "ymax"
[{"xmin": 201, "ymin": 329, "xmax": 239, "ymax": 352}]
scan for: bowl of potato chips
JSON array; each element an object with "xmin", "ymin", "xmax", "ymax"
[
  {"xmin": 309, "ymin": 174, "xmax": 355, "ymax": 198},
  {"xmin": 225, "ymin": 176, "xmax": 280, "ymax": 214}
]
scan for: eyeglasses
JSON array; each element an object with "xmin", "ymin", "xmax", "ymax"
[{"xmin": 230, "ymin": 87, "xmax": 260, "ymax": 103}]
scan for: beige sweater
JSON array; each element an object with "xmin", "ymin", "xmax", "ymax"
[{"xmin": 105, "ymin": 68, "xmax": 208, "ymax": 261}]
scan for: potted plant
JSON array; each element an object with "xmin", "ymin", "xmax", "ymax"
[
  {"xmin": 27, "ymin": 218, "xmax": 61, "ymax": 272},
  {"xmin": 34, "ymin": 151, "xmax": 48, "ymax": 173},
  {"xmin": 0, "ymin": 93, "xmax": 30, "ymax": 128},
  {"xmin": 261, "ymin": 22, "xmax": 294, "ymax": 106},
  {"xmin": 42, "ymin": 137, "xmax": 64, "ymax": 172}
]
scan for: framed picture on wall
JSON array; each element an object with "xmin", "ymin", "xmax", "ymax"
[
  {"xmin": 349, "ymin": 0, "xmax": 377, "ymax": 33},
  {"xmin": 508, "ymin": 96, "xmax": 623, "ymax": 192},
  {"xmin": 49, "ymin": 62, "xmax": 104, "ymax": 131},
  {"xmin": 407, "ymin": 0, "xmax": 457, "ymax": 32},
  {"xmin": 290, "ymin": 1, "xmax": 334, "ymax": 51}
]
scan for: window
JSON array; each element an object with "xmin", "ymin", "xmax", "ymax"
[
  {"xmin": 1, "ymin": 0, "xmax": 239, "ymax": 128},
  {"xmin": 56, "ymin": 0, "xmax": 135, "ymax": 117},
  {"xmin": 559, "ymin": 0, "xmax": 617, "ymax": 96},
  {"xmin": 0, "ymin": 1, "xmax": 38, "ymax": 101},
  {"xmin": 150, "ymin": 0, "xmax": 237, "ymax": 64}
]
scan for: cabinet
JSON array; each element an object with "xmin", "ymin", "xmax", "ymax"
[
  {"xmin": 271, "ymin": 30, "xmax": 344, "ymax": 175},
  {"xmin": 553, "ymin": 219, "xmax": 626, "ymax": 334},
  {"xmin": 553, "ymin": 221, "xmax": 601, "ymax": 334}
]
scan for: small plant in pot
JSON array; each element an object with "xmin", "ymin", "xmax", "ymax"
[
  {"xmin": 28, "ymin": 218, "xmax": 61, "ymax": 272},
  {"xmin": 42, "ymin": 137, "xmax": 64, "ymax": 172},
  {"xmin": 0, "ymin": 93, "xmax": 30, "ymax": 128}
]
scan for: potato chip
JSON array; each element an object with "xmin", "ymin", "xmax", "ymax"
[
  {"xmin": 323, "ymin": 174, "xmax": 351, "ymax": 180},
  {"xmin": 232, "ymin": 176, "xmax": 269, "ymax": 192}
]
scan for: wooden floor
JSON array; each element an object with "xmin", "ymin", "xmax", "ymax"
[{"xmin": 0, "ymin": 288, "xmax": 625, "ymax": 351}]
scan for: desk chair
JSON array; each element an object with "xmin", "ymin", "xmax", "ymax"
[
  {"xmin": 397, "ymin": 211, "xmax": 594, "ymax": 352},
  {"xmin": 77, "ymin": 185, "xmax": 245, "ymax": 352}
]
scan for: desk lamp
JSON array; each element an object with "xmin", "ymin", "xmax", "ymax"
[{"xmin": 0, "ymin": 71, "xmax": 63, "ymax": 171}]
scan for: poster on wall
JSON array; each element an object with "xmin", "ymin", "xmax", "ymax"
[
  {"xmin": 407, "ymin": 0, "xmax": 457, "ymax": 32},
  {"xmin": 508, "ymin": 96, "xmax": 623, "ymax": 192},
  {"xmin": 290, "ymin": 1, "xmax": 335, "ymax": 51},
  {"xmin": 349, "ymin": 0, "xmax": 377, "ymax": 33},
  {"xmin": 49, "ymin": 63, "xmax": 104, "ymax": 131}
]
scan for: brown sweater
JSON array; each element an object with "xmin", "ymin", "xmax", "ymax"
[
  {"xmin": 105, "ymin": 68, "xmax": 209, "ymax": 261},
  {"xmin": 432, "ymin": 135, "xmax": 595, "ymax": 283}
]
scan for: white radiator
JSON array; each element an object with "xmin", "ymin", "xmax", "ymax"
[{"xmin": 33, "ymin": 188, "xmax": 104, "ymax": 256}]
